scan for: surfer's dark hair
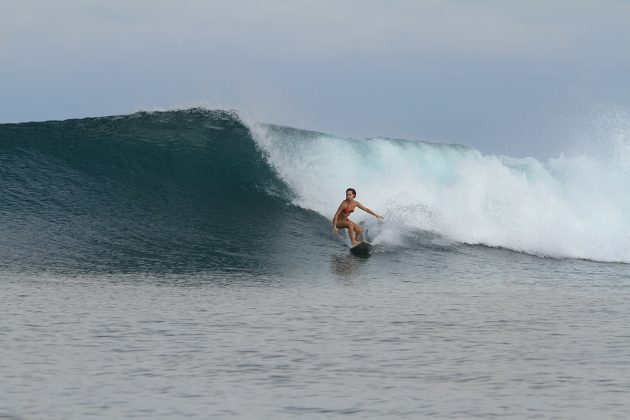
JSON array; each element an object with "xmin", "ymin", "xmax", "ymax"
[{"xmin": 346, "ymin": 188, "xmax": 356, "ymax": 197}]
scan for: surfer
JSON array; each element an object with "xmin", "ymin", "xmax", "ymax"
[{"xmin": 332, "ymin": 188, "xmax": 384, "ymax": 246}]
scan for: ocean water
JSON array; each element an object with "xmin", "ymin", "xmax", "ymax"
[{"xmin": 1, "ymin": 109, "xmax": 630, "ymax": 418}]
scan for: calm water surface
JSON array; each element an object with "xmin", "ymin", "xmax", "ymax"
[{"xmin": 2, "ymin": 248, "xmax": 630, "ymax": 419}]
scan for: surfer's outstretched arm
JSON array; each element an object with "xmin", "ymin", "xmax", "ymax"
[{"xmin": 356, "ymin": 201, "xmax": 384, "ymax": 221}]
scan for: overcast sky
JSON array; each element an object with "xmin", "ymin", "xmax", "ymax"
[{"xmin": 2, "ymin": 0, "xmax": 630, "ymax": 157}]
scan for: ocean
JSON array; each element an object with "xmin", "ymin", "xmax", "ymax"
[{"xmin": 1, "ymin": 108, "xmax": 629, "ymax": 418}]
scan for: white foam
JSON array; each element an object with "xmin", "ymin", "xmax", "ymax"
[{"xmin": 250, "ymin": 122, "xmax": 630, "ymax": 262}]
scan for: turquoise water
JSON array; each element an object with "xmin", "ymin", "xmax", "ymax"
[{"xmin": 2, "ymin": 109, "xmax": 630, "ymax": 418}]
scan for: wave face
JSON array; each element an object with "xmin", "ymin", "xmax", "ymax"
[
  {"xmin": 2, "ymin": 108, "xmax": 630, "ymax": 275},
  {"xmin": 0, "ymin": 109, "xmax": 321, "ymax": 274},
  {"xmin": 254, "ymin": 123, "xmax": 630, "ymax": 263}
]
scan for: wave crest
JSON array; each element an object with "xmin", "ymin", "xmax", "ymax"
[{"xmin": 253, "ymin": 123, "xmax": 630, "ymax": 262}]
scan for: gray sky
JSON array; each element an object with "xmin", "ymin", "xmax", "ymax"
[{"xmin": 2, "ymin": 0, "xmax": 630, "ymax": 157}]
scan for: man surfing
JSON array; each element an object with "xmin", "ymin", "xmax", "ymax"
[{"xmin": 332, "ymin": 188, "xmax": 384, "ymax": 246}]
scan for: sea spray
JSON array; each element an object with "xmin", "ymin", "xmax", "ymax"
[{"xmin": 252, "ymin": 123, "xmax": 630, "ymax": 262}]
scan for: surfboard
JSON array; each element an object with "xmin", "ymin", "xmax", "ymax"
[{"xmin": 350, "ymin": 240, "xmax": 373, "ymax": 256}]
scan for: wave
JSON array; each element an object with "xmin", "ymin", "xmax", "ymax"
[
  {"xmin": 1, "ymin": 108, "xmax": 629, "ymax": 274},
  {"xmin": 0, "ymin": 109, "xmax": 308, "ymax": 274}
]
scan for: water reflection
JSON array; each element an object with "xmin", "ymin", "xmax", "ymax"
[{"xmin": 330, "ymin": 254, "xmax": 363, "ymax": 279}]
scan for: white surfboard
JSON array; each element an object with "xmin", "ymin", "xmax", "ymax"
[{"xmin": 350, "ymin": 240, "xmax": 373, "ymax": 255}]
